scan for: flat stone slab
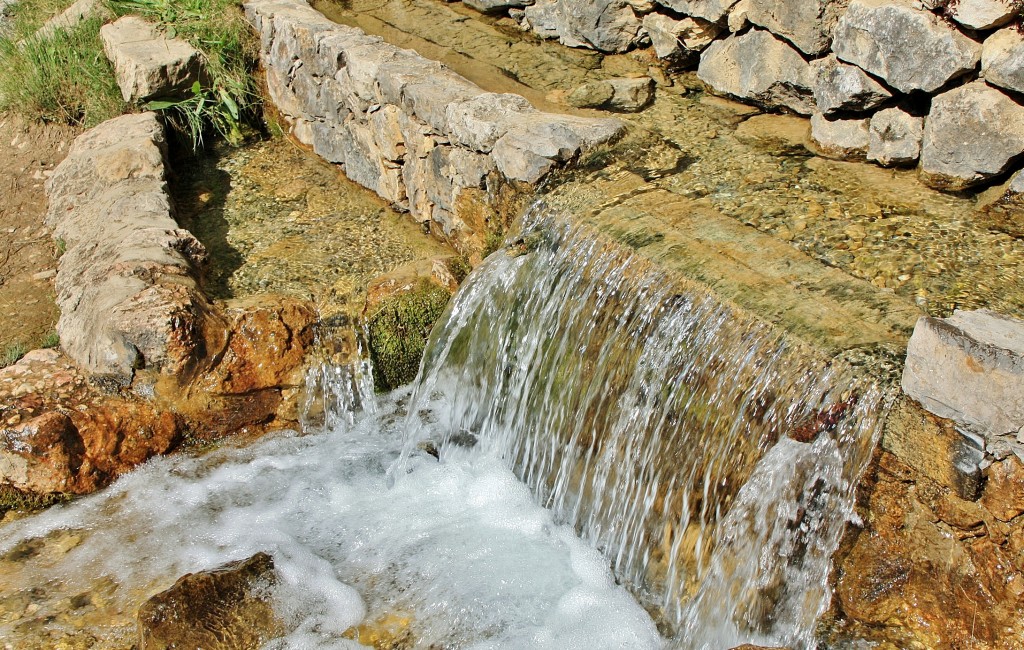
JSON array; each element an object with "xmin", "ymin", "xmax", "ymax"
[
  {"xmin": 903, "ymin": 309, "xmax": 1024, "ymax": 438},
  {"xmin": 100, "ymin": 15, "xmax": 203, "ymax": 102}
]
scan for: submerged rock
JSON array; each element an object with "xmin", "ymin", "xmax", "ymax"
[
  {"xmin": 809, "ymin": 113, "xmax": 869, "ymax": 160},
  {"xmin": 568, "ymin": 77, "xmax": 654, "ymax": 111},
  {"xmin": 920, "ymin": 81, "xmax": 1024, "ymax": 190},
  {"xmin": 100, "ymin": 16, "xmax": 204, "ymax": 103},
  {"xmin": 832, "ymin": 0, "xmax": 982, "ymax": 94},
  {"xmin": 138, "ymin": 552, "xmax": 282, "ymax": 650}
]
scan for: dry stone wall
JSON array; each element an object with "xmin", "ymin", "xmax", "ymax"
[
  {"xmin": 492, "ymin": 0, "xmax": 1024, "ymax": 192},
  {"xmin": 244, "ymin": 0, "xmax": 625, "ymax": 259}
]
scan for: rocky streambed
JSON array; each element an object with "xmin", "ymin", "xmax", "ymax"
[{"xmin": 2, "ymin": 0, "xmax": 1024, "ymax": 648}]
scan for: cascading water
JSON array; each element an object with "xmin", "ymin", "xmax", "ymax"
[
  {"xmin": 400, "ymin": 206, "xmax": 890, "ymax": 648},
  {"xmin": 0, "ymin": 204, "xmax": 889, "ymax": 649}
]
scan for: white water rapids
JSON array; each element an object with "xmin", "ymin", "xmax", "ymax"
[{"xmin": 0, "ymin": 210, "xmax": 888, "ymax": 649}]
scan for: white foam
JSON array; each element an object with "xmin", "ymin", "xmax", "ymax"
[{"xmin": 0, "ymin": 388, "xmax": 663, "ymax": 649}]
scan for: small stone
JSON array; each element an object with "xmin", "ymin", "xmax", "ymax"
[
  {"xmin": 867, "ymin": 107, "xmax": 923, "ymax": 167},
  {"xmin": 100, "ymin": 16, "xmax": 204, "ymax": 103},
  {"xmin": 809, "ymin": 113, "xmax": 869, "ymax": 160}
]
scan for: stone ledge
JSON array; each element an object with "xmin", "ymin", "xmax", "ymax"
[{"xmin": 244, "ymin": 0, "xmax": 625, "ymax": 259}]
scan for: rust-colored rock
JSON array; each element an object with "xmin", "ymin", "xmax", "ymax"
[
  {"xmin": 980, "ymin": 455, "xmax": 1024, "ymax": 523},
  {"xmin": 205, "ymin": 295, "xmax": 317, "ymax": 395},
  {"xmin": 830, "ymin": 450, "xmax": 1024, "ymax": 649},
  {"xmin": 0, "ymin": 349, "xmax": 185, "ymax": 496},
  {"xmin": 138, "ymin": 552, "xmax": 283, "ymax": 650}
]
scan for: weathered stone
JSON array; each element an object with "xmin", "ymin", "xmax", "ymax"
[
  {"xmin": 947, "ymin": 0, "xmax": 1019, "ymax": 31},
  {"xmin": 45, "ymin": 113, "xmax": 215, "ymax": 381},
  {"xmin": 903, "ymin": 310, "xmax": 1024, "ymax": 438},
  {"xmin": 832, "ymin": 0, "xmax": 982, "ymax": 94},
  {"xmin": 982, "ymin": 27, "xmax": 1024, "ymax": 96},
  {"xmin": 655, "ymin": 0, "xmax": 738, "ymax": 22},
  {"xmin": 569, "ymin": 77, "xmax": 654, "ymax": 111},
  {"xmin": 882, "ymin": 397, "xmax": 985, "ymax": 500},
  {"xmin": 0, "ymin": 412, "xmax": 81, "ymax": 494},
  {"xmin": 810, "ymin": 54, "xmax": 891, "ymax": 116},
  {"xmin": 555, "ymin": 0, "xmax": 643, "ymax": 52},
  {"xmin": 523, "ymin": 0, "xmax": 569, "ymax": 41},
  {"xmin": 728, "ymin": 0, "xmax": 751, "ymax": 32},
  {"xmin": 809, "ymin": 113, "xmax": 869, "ymax": 160},
  {"xmin": 35, "ymin": 0, "xmax": 108, "ymax": 40},
  {"xmin": 920, "ymin": 81, "xmax": 1024, "ymax": 191},
  {"xmin": 138, "ymin": 553, "xmax": 282, "ymax": 650},
  {"xmin": 491, "ymin": 114, "xmax": 624, "ymax": 182},
  {"xmin": 100, "ymin": 16, "xmax": 204, "ymax": 103},
  {"xmin": 445, "ymin": 93, "xmax": 536, "ymax": 153},
  {"xmin": 980, "ymin": 455, "xmax": 1024, "ymax": 521},
  {"xmin": 643, "ymin": 14, "xmax": 721, "ymax": 59},
  {"xmin": 1011, "ymin": 169, "xmax": 1024, "ymax": 194},
  {"xmin": 746, "ymin": 0, "xmax": 848, "ymax": 55},
  {"xmin": 866, "ymin": 106, "xmax": 923, "ymax": 166},
  {"xmin": 203, "ymin": 296, "xmax": 316, "ymax": 395},
  {"xmin": 697, "ymin": 29, "xmax": 814, "ymax": 115},
  {"xmin": 464, "ymin": 0, "xmax": 532, "ymax": 13},
  {"xmin": 0, "ymin": 349, "xmax": 185, "ymax": 496}
]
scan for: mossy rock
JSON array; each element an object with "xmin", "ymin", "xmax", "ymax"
[
  {"xmin": 0, "ymin": 485, "xmax": 72, "ymax": 516},
  {"xmin": 366, "ymin": 280, "xmax": 452, "ymax": 391}
]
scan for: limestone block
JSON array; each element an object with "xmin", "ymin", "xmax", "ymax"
[
  {"xmin": 697, "ymin": 29, "xmax": 815, "ymax": 115},
  {"xmin": 982, "ymin": 27, "xmax": 1024, "ymax": 96},
  {"xmin": 643, "ymin": 14, "xmax": 721, "ymax": 59},
  {"xmin": 728, "ymin": 0, "xmax": 751, "ymax": 32},
  {"xmin": 655, "ymin": 0, "xmax": 738, "ymax": 22},
  {"xmin": 867, "ymin": 107, "xmax": 923, "ymax": 166},
  {"xmin": 445, "ymin": 93, "xmax": 536, "ymax": 153},
  {"xmin": 99, "ymin": 16, "xmax": 203, "ymax": 103},
  {"xmin": 810, "ymin": 54, "xmax": 891, "ymax": 116},
  {"xmin": 947, "ymin": 0, "xmax": 1019, "ymax": 31},
  {"xmin": 920, "ymin": 81, "xmax": 1024, "ymax": 191},
  {"xmin": 903, "ymin": 310, "xmax": 1024, "ymax": 438},
  {"xmin": 809, "ymin": 113, "xmax": 869, "ymax": 160},
  {"xmin": 554, "ymin": 0, "xmax": 643, "ymax": 52},
  {"xmin": 746, "ymin": 0, "xmax": 849, "ymax": 55},
  {"xmin": 832, "ymin": 0, "xmax": 982, "ymax": 94},
  {"xmin": 491, "ymin": 114, "xmax": 624, "ymax": 182}
]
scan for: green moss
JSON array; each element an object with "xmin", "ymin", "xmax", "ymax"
[
  {"xmin": 445, "ymin": 255, "xmax": 472, "ymax": 285},
  {"xmin": 482, "ymin": 227, "xmax": 506, "ymax": 259},
  {"xmin": 0, "ymin": 485, "xmax": 73, "ymax": 516},
  {"xmin": 366, "ymin": 281, "xmax": 452, "ymax": 391}
]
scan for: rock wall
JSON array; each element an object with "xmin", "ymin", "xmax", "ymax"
[
  {"xmin": 243, "ymin": 0, "xmax": 625, "ymax": 259},
  {"xmin": 495, "ymin": 0, "xmax": 1024, "ymax": 191}
]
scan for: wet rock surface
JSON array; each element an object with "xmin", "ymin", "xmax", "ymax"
[{"xmin": 137, "ymin": 552, "xmax": 282, "ymax": 650}]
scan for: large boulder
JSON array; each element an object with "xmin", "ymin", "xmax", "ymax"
[
  {"xmin": 697, "ymin": 29, "xmax": 814, "ymax": 115},
  {"xmin": 946, "ymin": 0, "xmax": 1019, "ymax": 31},
  {"xmin": 810, "ymin": 54, "xmax": 892, "ymax": 116},
  {"xmin": 655, "ymin": 0, "xmax": 738, "ymax": 22},
  {"xmin": 920, "ymin": 81, "xmax": 1024, "ymax": 191},
  {"xmin": 982, "ymin": 27, "xmax": 1024, "ymax": 96},
  {"xmin": 99, "ymin": 16, "xmax": 204, "ymax": 103},
  {"xmin": 745, "ymin": 0, "xmax": 849, "ymax": 55},
  {"xmin": 832, "ymin": 0, "xmax": 982, "ymax": 94},
  {"xmin": 867, "ymin": 106, "xmax": 923, "ymax": 166},
  {"xmin": 903, "ymin": 310, "xmax": 1024, "ymax": 438},
  {"xmin": 524, "ymin": 0, "xmax": 642, "ymax": 51}
]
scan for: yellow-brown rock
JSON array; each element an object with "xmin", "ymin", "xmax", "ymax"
[{"xmin": 980, "ymin": 455, "xmax": 1024, "ymax": 523}]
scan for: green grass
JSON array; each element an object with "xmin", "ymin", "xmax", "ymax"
[
  {"xmin": 0, "ymin": 15, "xmax": 126, "ymax": 126},
  {"xmin": 0, "ymin": 0, "xmax": 261, "ymax": 147},
  {"xmin": 1, "ymin": 342, "xmax": 28, "ymax": 368}
]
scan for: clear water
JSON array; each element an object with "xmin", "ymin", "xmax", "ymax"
[{"xmin": 0, "ymin": 205, "xmax": 888, "ymax": 649}]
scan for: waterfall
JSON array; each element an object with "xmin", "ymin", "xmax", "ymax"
[{"xmin": 399, "ymin": 205, "xmax": 889, "ymax": 648}]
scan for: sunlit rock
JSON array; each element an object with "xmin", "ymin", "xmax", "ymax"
[
  {"xmin": 746, "ymin": 0, "xmax": 849, "ymax": 55},
  {"xmin": 866, "ymin": 106, "xmax": 923, "ymax": 166},
  {"xmin": 982, "ymin": 26, "xmax": 1024, "ymax": 95},
  {"xmin": 809, "ymin": 113, "xmax": 869, "ymax": 160},
  {"xmin": 946, "ymin": 0, "xmax": 1019, "ymax": 30},
  {"xmin": 810, "ymin": 54, "xmax": 891, "ymax": 116},
  {"xmin": 832, "ymin": 0, "xmax": 982, "ymax": 94},
  {"xmin": 100, "ymin": 16, "xmax": 204, "ymax": 103}
]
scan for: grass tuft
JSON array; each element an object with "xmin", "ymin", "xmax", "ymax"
[{"xmin": 1, "ymin": 342, "xmax": 29, "ymax": 368}]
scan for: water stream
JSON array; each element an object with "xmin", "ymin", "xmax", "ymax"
[{"xmin": 0, "ymin": 206, "xmax": 889, "ymax": 649}]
